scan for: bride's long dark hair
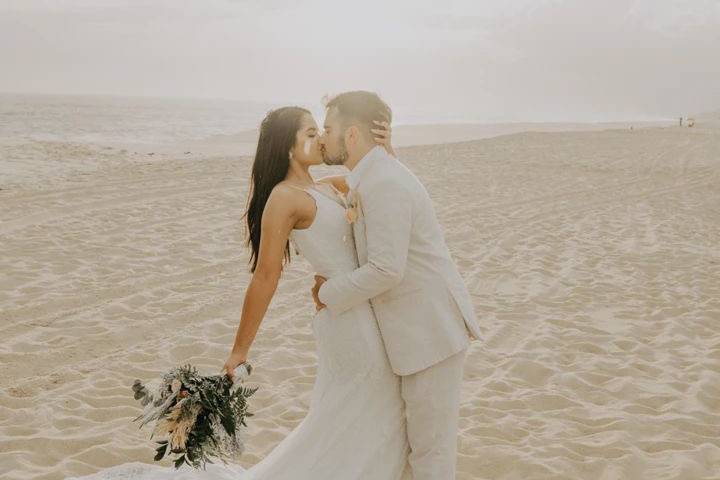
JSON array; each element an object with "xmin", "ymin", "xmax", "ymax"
[{"xmin": 244, "ymin": 106, "xmax": 310, "ymax": 273}]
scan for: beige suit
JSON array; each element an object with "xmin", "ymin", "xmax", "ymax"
[{"xmin": 319, "ymin": 146, "xmax": 482, "ymax": 479}]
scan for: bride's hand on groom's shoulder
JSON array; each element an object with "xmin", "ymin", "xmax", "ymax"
[{"xmin": 372, "ymin": 120, "xmax": 396, "ymax": 158}]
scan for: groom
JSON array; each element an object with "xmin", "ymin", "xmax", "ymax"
[{"xmin": 312, "ymin": 91, "xmax": 482, "ymax": 479}]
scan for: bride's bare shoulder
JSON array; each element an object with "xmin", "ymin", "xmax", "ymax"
[{"xmin": 266, "ymin": 183, "xmax": 315, "ymax": 219}]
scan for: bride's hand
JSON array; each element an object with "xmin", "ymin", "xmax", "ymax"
[
  {"xmin": 221, "ymin": 351, "xmax": 247, "ymax": 382},
  {"xmin": 372, "ymin": 120, "xmax": 396, "ymax": 158}
]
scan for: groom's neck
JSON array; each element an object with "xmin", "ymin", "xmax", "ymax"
[{"xmin": 346, "ymin": 143, "xmax": 375, "ymax": 171}]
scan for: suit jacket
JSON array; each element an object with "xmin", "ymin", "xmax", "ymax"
[{"xmin": 318, "ymin": 146, "xmax": 482, "ymax": 375}]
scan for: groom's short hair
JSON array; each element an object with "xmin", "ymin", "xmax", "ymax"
[{"xmin": 324, "ymin": 91, "xmax": 392, "ymax": 139}]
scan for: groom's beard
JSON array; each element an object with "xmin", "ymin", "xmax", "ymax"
[{"xmin": 321, "ymin": 140, "xmax": 349, "ymax": 166}]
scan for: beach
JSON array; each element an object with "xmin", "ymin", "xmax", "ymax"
[{"xmin": 1, "ymin": 115, "xmax": 720, "ymax": 479}]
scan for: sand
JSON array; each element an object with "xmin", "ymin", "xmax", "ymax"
[{"xmin": 1, "ymin": 123, "xmax": 719, "ymax": 480}]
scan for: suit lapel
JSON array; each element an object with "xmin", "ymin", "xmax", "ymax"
[
  {"xmin": 350, "ymin": 189, "xmax": 368, "ymax": 265},
  {"xmin": 347, "ymin": 147, "xmax": 385, "ymax": 267}
]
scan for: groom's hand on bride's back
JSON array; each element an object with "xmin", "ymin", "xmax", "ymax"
[{"xmin": 311, "ymin": 275, "xmax": 327, "ymax": 311}]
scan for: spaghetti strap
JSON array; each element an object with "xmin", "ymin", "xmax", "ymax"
[
  {"xmin": 283, "ymin": 183, "xmax": 313, "ymax": 194},
  {"xmin": 282, "ymin": 183, "xmax": 345, "ymax": 208},
  {"xmin": 292, "ymin": 185, "xmax": 325, "ymax": 206}
]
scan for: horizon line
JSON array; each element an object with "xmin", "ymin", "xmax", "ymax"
[{"xmin": 0, "ymin": 89, "xmax": 691, "ymax": 124}]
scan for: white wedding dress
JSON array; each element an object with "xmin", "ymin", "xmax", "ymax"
[{"xmin": 66, "ymin": 185, "xmax": 411, "ymax": 480}]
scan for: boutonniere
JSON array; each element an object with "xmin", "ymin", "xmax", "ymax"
[{"xmin": 338, "ymin": 188, "xmax": 361, "ymax": 224}]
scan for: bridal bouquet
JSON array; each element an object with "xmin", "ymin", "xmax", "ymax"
[{"xmin": 131, "ymin": 363, "xmax": 257, "ymax": 470}]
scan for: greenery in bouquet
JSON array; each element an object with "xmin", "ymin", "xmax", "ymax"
[{"xmin": 131, "ymin": 363, "xmax": 257, "ymax": 470}]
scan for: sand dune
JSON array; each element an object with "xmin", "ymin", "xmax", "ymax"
[{"xmin": 1, "ymin": 124, "xmax": 719, "ymax": 479}]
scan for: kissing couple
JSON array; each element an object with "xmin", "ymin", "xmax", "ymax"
[{"xmin": 222, "ymin": 90, "xmax": 482, "ymax": 479}]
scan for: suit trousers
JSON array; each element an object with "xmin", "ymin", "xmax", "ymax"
[{"xmin": 401, "ymin": 346, "xmax": 468, "ymax": 479}]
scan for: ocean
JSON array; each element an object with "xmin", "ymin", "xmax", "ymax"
[{"xmin": 0, "ymin": 93, "xmax": 288, "ymax": 146}]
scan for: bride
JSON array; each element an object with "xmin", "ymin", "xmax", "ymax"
[{"xmin": 67, "ymin": 106, "xmax": 410, "ymax": 479}]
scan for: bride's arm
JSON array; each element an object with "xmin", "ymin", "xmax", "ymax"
[{"xmin": 222, "ymin": 188, "xmax": 301, "ymax": 379}]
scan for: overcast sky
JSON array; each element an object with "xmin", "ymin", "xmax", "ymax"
[{"xmin": 1, "ymin": 0, "xmax": 719, "ymax": 122}]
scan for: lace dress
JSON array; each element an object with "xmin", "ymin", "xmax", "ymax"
[{"xmin": 66, "ymin": 185, "xmax": 410, "ymax": 480}]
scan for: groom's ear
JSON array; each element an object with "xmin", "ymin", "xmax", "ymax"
[{"xmin": 345, "ymin": 125, "xmax": 360, "ymax": 146}]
